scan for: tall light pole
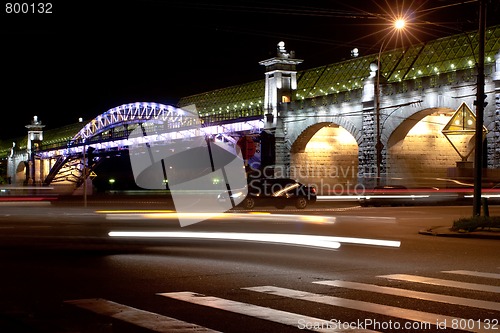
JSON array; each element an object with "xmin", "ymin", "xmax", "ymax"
[
  {"xmin": 375, "ymin": 42, "xmax": 385, "ymax": 186},
  {"xmin": 472, "ymin": 0, "xmax": 487, "ymax": 216},
  {"xmin": 375, "ymin": 19, "xmax": 406, "ymax": 185}
]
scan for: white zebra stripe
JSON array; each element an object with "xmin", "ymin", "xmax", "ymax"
[
  {"xmin": 65, "ymin": 298, "xmax": 220, "ymax": 332},
  {"xmin": 158, "ymin": 291, "xmax": 380, "ymax": 333},
  {"xmin": 245, "ymin": 286, "xmax": 492, "ymax": 333},
  {"xmin": 313, "ymin": 280, "xmax": 500, "ymax": 311},
  {"xmin": 442, "ymin": 270, "xmax": 500, "ymax": 279},
  {"xmin": 379, "ymin": 274, "xmax": 500, "ymax": 293}
]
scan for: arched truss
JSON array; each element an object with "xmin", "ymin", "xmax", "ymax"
[
  {"xmin": 71, "ymin": 102, "xmax": 199, "ymax": 143},
  {"xmin": 38, "ymin": 102, "xmax": 264, "ymax": 162}
]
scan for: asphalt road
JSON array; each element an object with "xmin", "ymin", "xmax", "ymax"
[{"xmin": 0, "ymin": 199, "xmax": 499, "ymax": 333}]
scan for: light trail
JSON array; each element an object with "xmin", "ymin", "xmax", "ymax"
[
  {"xmin": 103, "ymin": 212, "xmax": 336, "ymax": 224},
  {"xmin": 108, "ymin": 231, "xmax": 401, "ymax": 249},
  {"xmin": 108, "ymin": 231, "xmax": 341, "ymax": 250},
  {"xmin": 96, "ymin": 210, "xmax": 176, "ymax": 214},
  {"xmin": 104, "ymin": 211, "xmax": 400, "ymax": 249}
]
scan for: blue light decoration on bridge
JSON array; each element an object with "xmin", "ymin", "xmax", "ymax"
[{"xmin": 71, "ymin": 102, "xmax": 198, "ymax": 143}]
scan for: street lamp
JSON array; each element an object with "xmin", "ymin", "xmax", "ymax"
[
  {"xmin": 472, "ymin": 0, "xmax": 487, "ymax": 216},
  {"xmin": 375, "ymin": 18, "xmax": 406, "ymax": 185},
  {"xmin": 394, "ymin": 18, "xmax": 406, "ymax": 30}
]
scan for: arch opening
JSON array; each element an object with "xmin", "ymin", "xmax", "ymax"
[
  {"xmin": 290, "ymin": 122, "xmax": 358, "ymax": 195},
  {"xmin": 386, "ymin": 108, "xmax": 476, "ymax": 188}
]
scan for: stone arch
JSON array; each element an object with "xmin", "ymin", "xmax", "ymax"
[
  {"xmin": 291, "ymin": 122, "xmax": 331, "ymax": 153},
  {"xmin": 385, "ymin": 106, "xmax": 474, "ymax": 187},
  {"xmin": 16, "ymin": 161, "xmax": 26, "ymax": 173},
  {"xmin": 287, "ymin": 114, "xmax": 360, "ymax": 151},
  {"xmin": 387, "ymin": 107, "xmax": 453, "ymax": 149},
  {"xmin": 289, "ymin": 121, "xmax": 359, "ymax": 195}
]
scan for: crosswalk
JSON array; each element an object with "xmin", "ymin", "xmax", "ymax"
[
  {"xmin": 64, "ymin": 298, "xmax": 221, "ymax": 333},
  {"xmin": 67, "ymin": 269, "xmax": 500, "ymax": 332}
]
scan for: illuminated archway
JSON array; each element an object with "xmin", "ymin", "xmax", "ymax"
[
  {"xmin": 290, "ymin": 122, "xmax": 358, "ymax": 195},
  {"xmin": 386, "ymin": 107, "xmax": 474, "ymax": 187}
]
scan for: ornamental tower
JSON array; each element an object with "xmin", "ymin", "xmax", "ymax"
[
  {"xmin": 25, "ymin": 115, "xmax": 45, "ymax": 185},
  {"xmin": 259, "ymin": 41, "xmax": 303, "ymax": 175},
  {"xmin": 259, "ymin": 41, "xmax": 303, "ymax": 129}
]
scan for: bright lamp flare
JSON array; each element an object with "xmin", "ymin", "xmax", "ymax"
[{"xmin": 394, "ymin": 18, "xmax": 406, "ymax": 30}]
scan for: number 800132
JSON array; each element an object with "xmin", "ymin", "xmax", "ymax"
[{"xmin": 5, "ymin": 3, "xmax": 52, "ymax": 14}]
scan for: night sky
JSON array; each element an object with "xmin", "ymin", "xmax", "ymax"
[{"xmin": 1, "ymin": 0, "xmax": 499, "ymax": 140}]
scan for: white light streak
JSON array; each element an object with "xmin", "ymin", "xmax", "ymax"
[
  {"xmin": 363, "ymin": 195, "xmax": 429, "ymax": 199},
  {"xmin": 108, "ymin": 231, "xmax": 341, "ymax": 250},
  {"xmin": 317, "ymin": 195, "xmax": 429, "ymax": 201},
  {"xmin": 317, "ymin": 195, "xmax": 366, "ymax": 201},
  {"xmin": 464, "ymin": 194, "xmax": 500, "ymax": 198},
  {"xmin": 108, "ymin": 231, "xmax": 401, "ymax": 248}
]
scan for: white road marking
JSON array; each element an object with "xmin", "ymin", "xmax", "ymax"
[
  {"xmin": 65, "ymin": 298, "xmax": 220, "ymax": 332},
  {"xmin": 442, "ymin": 270, "xmax": 500, "ymax": 280},
  {"xmin": 245, "ymin": 286, "xmax": 492, "ymax": 333},
  {"xmin": 379, "ymin": 274, "xmax": 500, "ymax": 293},
  {"xmin": 159, "ymin": 291, "xmax": 380, "ymax": 333},
  {"xmin": 314, "ymin": 280, "xmax": 500, "ymax": 311}
]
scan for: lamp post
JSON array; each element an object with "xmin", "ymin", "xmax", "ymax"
[
  {"xmin": 375, "ymin": 19, "xmax": 406, "ymax": 186},
  {"xmin": 472, "ymin": 0, "xmax": 487, "ymax": 216},
  {"xmin": 375, "ymin": 42, "xmax": 385, "ymax": 186}
]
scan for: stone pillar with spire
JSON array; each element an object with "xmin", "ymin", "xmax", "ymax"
[
  {"xmin": 25, "ymin": 115, "xmax": 45, "ymax": 185},
  {"xmin": 259, "ymin": 41, "xmax": 303, "ymax": 177}
]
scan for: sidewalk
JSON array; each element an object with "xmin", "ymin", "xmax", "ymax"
[{"xmin": 419, "ymin": 225, "xmax": 500, "ymax": 239}]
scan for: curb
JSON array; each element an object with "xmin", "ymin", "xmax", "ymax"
[{"xmin": 419, "ymin": 226, "xmax": 500, "ymax": 239}]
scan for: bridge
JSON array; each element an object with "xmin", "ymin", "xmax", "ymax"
[{"xmin": 2, "ymin": 25, "xmax": 500, "ymax": 194}]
